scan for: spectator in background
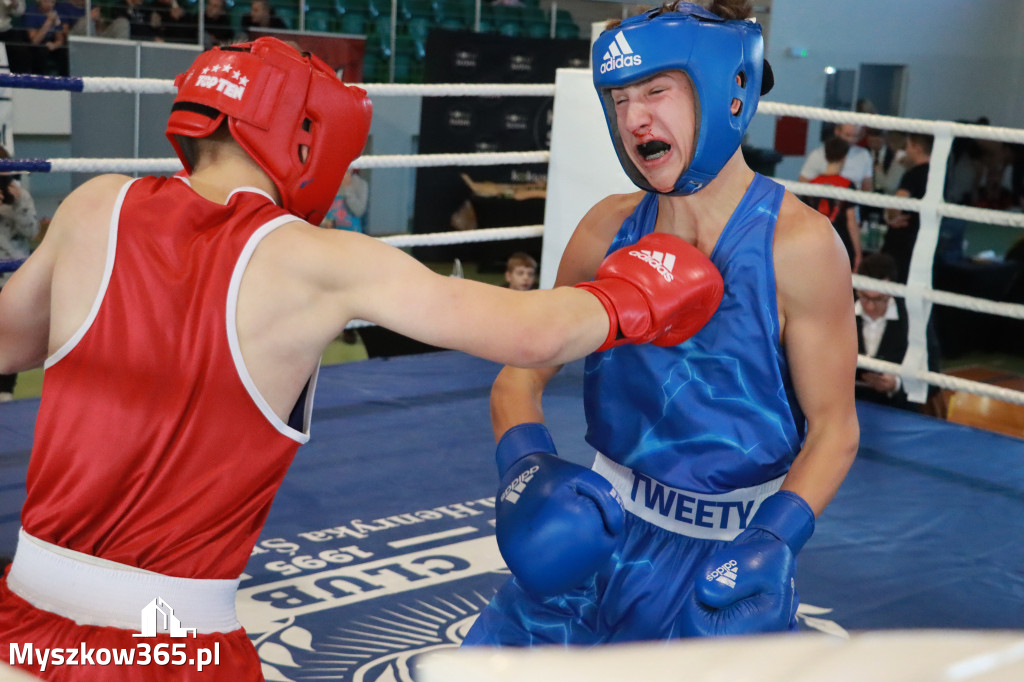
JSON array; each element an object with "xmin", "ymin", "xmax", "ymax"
[
  {"xmin": 503, "ymin": 251, "xmax": 536, "ymax": 291},
  {"xmin": 0, "ymin": 146, "xmax": 39, "ymax": 401},
  {"xmin": 883, "ymin": 132, "xmax": 932, "ymax": 283},
  {"xmin": 0, "ymin": 0, "xmax": 25, "ymax": 38},
  {"xmin": 856, "ymin": 98, "xmax": 877, "ymax": 116},
  {"xmin": 1010, "ymin": 143, "xmax": 1024, "ymax": 211},
  {"xmin": 242, "ymin": 0, "xmax": 286, "ymax": 39},
  {"xmin": 0, "ymin": 0, "xmax": 29, "ymax": 74},
  {"xmin": 800, "ymin": 123, "xmax": 873, "ymax": 192},
  {"xmin": 854, "ymin": 252, "xmax": 940, "ymax": 412},
  {"xmin": 872, "ymin": 129, "xmax": 908, "ymax": 196},
  {"xmin": 804, "ymin": 136, "xmax": 860, "ymax": 271},
  {"xmin": 945, "ymin": 126, "xmax": 982, "ymax": 205},
  {"xmin": 23, "ymin": 0, "xmax": 68, "ymax": 76},
  {"xmin": 973, "ymin": 137, "xmax": 1016, "ymax": 210},
  {"xmin": 108, "ymin": 0, "xmax": 156, "ymax": 41},
  {"xmin": 202, "ymin": 0, "xmax": 235, "ymax": 47},
  {"xmin": 59, "ymin": 0, "xmax": 116, "ymax": 37},
  {"xmin": 56, "ymin": 0, "xmax": 84, "ymax": 33},
  {"xmin": 321, "ymin": 168, "xmax": 368, "ymax": 232},
  {"xmin": 149, "ymin": 0, "xmax": 196, "ymax": 44}
]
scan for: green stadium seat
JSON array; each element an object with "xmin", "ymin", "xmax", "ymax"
[
  {"xmin": 338, "ymin": 11, "xmax": 367, "ymax": 34},
  {"xmin": 269, "ymin": 0, "xmax": 300, "ymax": 15},
  {"xmin": 553, "ymin": 8, "xmax": 579, "ymax": 38},
  {"xmin": 274, "ymin": 6, "xmax": 295, "ymax": 28},
  {"xmin": 437, "ymin": 0, "xmax": 471, "ymax": 27},
  {"xmin": 362, "ymin": 53, "xmax": 389, "ymax": 82},
  {"xmin": 438, "ymin": 16, "xmax": 467, "ymax": 30},
  {"xmin": 229, "ymin": 4, "xmax": 249, "ymax": 33},
  {"xmin": 407, "ymin": 16, "xmax": 430, "ymax": 40},
  {"xmin": 339, "ymin": 0, "xmax": 380, "ymax": 19},
  {"xmin": 305, "ymin": 9, "xmax": 334, "ymax": 32},
  {"xmin": 371, "ymin": 15, "xmax": 392, "ymax": 37},
  {"xmin": 401, "ymin": 0, "xmax": 437, "ymax": 20},
  {"xmin": 523, "ymin": 20, "xmax": 549, "ymax": 39}
]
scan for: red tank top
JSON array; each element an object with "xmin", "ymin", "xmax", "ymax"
[{"xmin": 22, "ymin": 176, "xmax": 311, "ymax": 579}]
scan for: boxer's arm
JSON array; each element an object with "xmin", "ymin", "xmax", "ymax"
[
  {"xmin": 0, "ymin": 174, "xmax": 128, "ymax": 373},
  {"xmin": 341, "ymin": 193, "xmax": 647, "ymax": 369},
  {"xmin": 775, "ymin": 195, "xmax": 860, "ymax": 515},
  {"xmin": 489, "ymin": 192, "xmax": 641, "ymax": 435},
  {"xmin": 344, "ymin": 235, "xmax": 608, "ymax": 368},
  {"xmin": 491, "ymin": 364, "xmax": 561, "ymax": 439},
  {"xmin": 0, "ymin": 237, "xmax": 54, "ymax": 373},
  {"xmin": 278, "ymin": 226, "xmax": 607, "ymax": 369}
]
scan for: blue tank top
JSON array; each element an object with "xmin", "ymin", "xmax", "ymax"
[{"xmin": 584, "ymin": 174, "xmax": 805, "ymax": 493}]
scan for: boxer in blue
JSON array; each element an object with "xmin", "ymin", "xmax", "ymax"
[{"xmin": 463, "ymin": 0, "xmax": 860, "ymax": 645}]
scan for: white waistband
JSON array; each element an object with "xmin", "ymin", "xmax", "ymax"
[
  {"xmin": 7, "ymin": 529, "xmax": 241, "ymax": 634},
  {"xmin": 592, "ymin": 453, "xmax": 786, "ymax": 541}
]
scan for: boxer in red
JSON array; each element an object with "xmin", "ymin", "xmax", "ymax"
[{"xmin": 0, "ymin": 38, "xmax": 723, "ymax": 679}]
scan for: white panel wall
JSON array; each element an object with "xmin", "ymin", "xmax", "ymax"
[
  {"xmin": 540, "ymin": 68, "xmax": 634, "ymax": 290},
  {"xmin": 11, "ymin": 90, "xmax": 71, "ymax": 136}
]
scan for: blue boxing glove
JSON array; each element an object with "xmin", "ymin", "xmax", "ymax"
[
  {"xmin": 494, "ymin": 422, "xmax": 625, "ymax": 597},
  {"xmin": 681, "ymin": 491, "xmax": 815, "ymax": 636}
]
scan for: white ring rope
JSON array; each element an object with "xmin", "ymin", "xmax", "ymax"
[
  {"xmin": 780, "ymin": 180, "xmax": 1024, "ymax": 229},
  {"xmin": 852, "ymin": 275, "xmax": 1024, "ymax": 321},
  {"xmin": 859, "ymin": 356, "xmax": 1024, "ymax": 407},
  {"xmin": 352, "ymin": 151, "xmax": 551, "ymax": 169},
  {"xmin": 758, "ymin": 102, "xmax": 1024, "ymax": 145},
  {"xmin": 8, "ymin": 75, "xmax": 1024, "ymax": 411},
  {"xmin": 35, "ymin": 74, "xmax": 1024, "ymax": 143},
  {"xmin": 42, "ymin": 151, "xmax": 551, "ymax": 174},
  {"xmin": 72, "ymin": 79, "xmax": 560, "ymax": 98},
  {"xmin": 379, "ymin": 225, "xmax": 543, "ymax": 248}
]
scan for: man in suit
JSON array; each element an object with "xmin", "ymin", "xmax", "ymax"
[{"xmin": 855, "ymin": 252, "xmax": 940, "ymax": 411}]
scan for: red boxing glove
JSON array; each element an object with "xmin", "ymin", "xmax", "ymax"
[{"xmin": 575, "ymin": 232, "xmax": 723, "ymax": 351}]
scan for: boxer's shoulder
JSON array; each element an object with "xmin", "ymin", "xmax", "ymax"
[
  {"xmin": 46, "ymin": 174, "xmax": 133, "ymax": 252},
  {"xmin": 558, "ymin": 191, "xmax": 646, "ymax": 286},
  {"xmin": 580, "ymin": 191, "xmax": 646, "ymax": 231}
]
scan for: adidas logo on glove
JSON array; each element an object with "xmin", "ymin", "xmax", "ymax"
[
  {"xmin": 500, "ymin": 465, "xmax": 540, "ymax": 504},
  {"xmin": 600, "ymin": 32, "xmax": 642, "ymax": 73},
  {"xmin": 705, "ymin": 559, "xmax": 739, "ymax": 588},
  {"xmin": 628, "ymin": 249, "xmax": 676, "ymax": 282}
]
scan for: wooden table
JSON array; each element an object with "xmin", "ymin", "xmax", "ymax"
[{"xmin": 941, "ymin": 366, "xmax": 1024, "ymax": 439}]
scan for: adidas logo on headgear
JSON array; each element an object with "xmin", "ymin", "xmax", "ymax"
[
  {"xmin": 628, "ymin": 248, "xmax": 676, "ymax": 282},
  {"xmin": 600, "ymin": 32, "xmax": 642, "ymax": 73}
]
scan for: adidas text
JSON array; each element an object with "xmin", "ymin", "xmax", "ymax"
[
  {"xmin": 706, "ymin": 559, "xmax": 738, "ymax": 588},
  {"xmin": 629, "ymin": 249, "xmax": 675, "ymax": 282},
  {"xmin": 600, "ymin": 54, "xmax": 642, "ymax": 74},
  {"xmin": 500, "ymin": 465, "xmax": 539, "ymax": 504}
]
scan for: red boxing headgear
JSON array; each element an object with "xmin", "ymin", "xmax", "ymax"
[{"xmin": 166, "ymin": 37, "xmax": 372, "ymax": 224}]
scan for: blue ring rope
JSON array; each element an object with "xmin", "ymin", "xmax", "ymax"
[
  {"xmin": 0, "ymin": 73, "xmax": 85, "ymax": 92},
  {"xmin": 0, "ymin": 159, "xmax": 54, "ymax": 173},
  {"xmin": 0, "ymin": 258, "xmax": 27, "ymax": 274}
]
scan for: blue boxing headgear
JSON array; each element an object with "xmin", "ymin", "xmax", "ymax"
[{"xmin": 593, "ymin": 3, "xmax": 772, "ymax": 195}]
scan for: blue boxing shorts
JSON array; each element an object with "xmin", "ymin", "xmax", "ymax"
[{"xmin": 462, "ymin": 454, "xmax": 790, "ymax": 646}]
